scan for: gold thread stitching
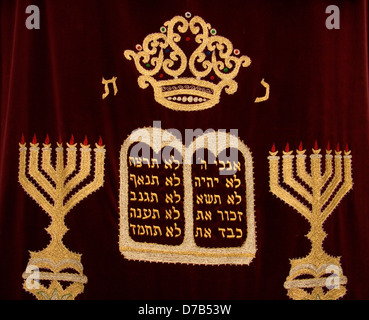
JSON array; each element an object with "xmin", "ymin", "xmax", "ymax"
[
  {"xmin": 124, "ymin": 13, "xmax": 251, "ymax": 111},
  {"xmin": 119, "ymin": 128, "xmax": 256, "ymax": 265},
  {"xmin": 268, "ymin": 144, "xmax": 353, "ymax": 300},
  {"xmin": 18, "ymin": 138, "xmax": 105, "ymax": 300}
]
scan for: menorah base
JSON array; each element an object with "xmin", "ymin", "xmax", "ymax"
[
  {"xmin": 22, "ymin": 256, "xmax": 88, "ymax": 300},
  {"xmin": 284, "ymin": 259, "xmax": 347, "ymax": 300}
]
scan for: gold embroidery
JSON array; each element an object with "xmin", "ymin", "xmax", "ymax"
[
  {"xmin": 119, "ymin": 128, "xmax": 256, "ymax": 265},
  {"xmin": 124, "ymin": 12, "xmax": 251, "ymax": 111},
  {"xmin": 268, "ymin": 142, "xmax": 352, "ymax": 300},
  {"xmin": 19, "ymin": 135, "xmax": 105, "ymax": 300},
  {"xmin": 254, "ymin": 78, "xmax": 270, "ymax": 103}
]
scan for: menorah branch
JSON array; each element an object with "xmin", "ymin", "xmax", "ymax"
[
  {"xmin": 268, "ymin": 154, "xmax": 311, "ymax": 219},
  {"xmin": 63, "ymin": 146, "xmax": 105, "ymax": 213},
  {"xmin": 282, "ymin": 154, "xmax": 313, "ymax": 204},
  {"xmin": 41, "ymin": 145, "xmax": 57, "ymax": 182},
  {"xmin": 321, "ymin": 154, "xmax": 353, "ymax": 220},
  {"xmin": 28, "ymin": 145, "xmax": 57, "ymax": 200},
  {"xmin": 63, "ymin": 145, "xmax": 91, "ymax": 199},
  {"xmin": 19, "ymin": 144, "xmax": 54, "ymax": 214}
]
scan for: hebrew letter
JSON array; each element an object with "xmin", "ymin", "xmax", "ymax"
[
  {"xmin": 196, "ymin": 210, "xmax": 204, "ymax": 220},
  {"xmin": 130, "ymin": 224, "xmax": 136, "ymax": 235},
  {"xmin": 129, "ymin": 191, "xmax": 137, "ymax": 201},
  {"xmin": 204, "ymin": 228, "xmax": 211, "ymax": 238},
  {"xmin": 165, "ymin": 208, "xmax": 172, "ymax": 219},
  {"xmin": 227, "ymin": 194, "xmax": 235, "ymax": 205},
  {"xmin": 129, "ymin": 174, "xmax": 137, "ymax": 188},
  {"xmin": 237, "ymin": 211, "xmax": 243, "ymax": 221},
  {"xmin": 152, "ymin": 176, "xmax": 159, "ymax": 186},
  {"xmin": 226, "ymin": 228, "xmax": 235, "ymax": 238},
  {"xmin": 135, "ymin": 157, "xmax": 142, "ymax": 168},
  {"xmin": 137, "ymin": 192, "xmax": 144, "ymax": 201},
  {"xmin": 234, "ymin": 191, "xmax": 242, "ymax": 205},
  {"xmin": 173, "ymin": 190, "xmax": 181, "ymax": 203},
  {"xmin": 142, "ymin": 208, "xmax": 151, "ymax": 219},
  {"xmin": 152, "ymin": 209, "xmax": 160, "ymax": 219},
  {"xmin": 214, "ymin": 195, "xmax": 222, "ymax": 204},
  {"xmin": 129, "ymin": 156, "xmax": 135, "ymax": 166},
  {"xmin": 144, "ymin": 192, "xmax": 150, "ymax": 202},
  {"xmin": 217, "ymin": 210, "xmax": 224, "ymax": 221},
  {"xmin": 136, "ymin": 208, "xmax": 142, "ymax": 219},
  {"xmin": 165, "ymin": 176, "xmax": 173, "ymax": 186},
  {"xmin": 102, "ymin": 76, "xmax": 118, "ymax": 99},
  {"xmin": 196, "ymin": 194, "xmax": 203, "ymax": 204},
  {"xmin": 145, "ymin": 225, "xmax": 153, "ymax": 236},
  {"xmin": 145, "ymin": 175, "xmax": 151, "ymax": 185},
  {"xmin": 218, "ymin": 227, "xmax": 226, "ymax": 238},
  {"xmin": 204, "ymin": 210, "xmax": 212, "ymax": 220},
  {"xmin": 204, "ymin": 194, "xmax": 213, "ymax": 204},
  {"xmin": 129, "ymin": 208, "xmax": 136, "ymax": 218},
  {"xmin": 195, "ymin": 227, "xmax": 203, "ymax": 238},
  {"xmin": 173, "ymin": 174, "xmax": 180, "ymax": 186},
  {"xmin": 200, "ymin": 159, "xmax": 207, "ymax": 170},
  {"xmin": 165, "ymin": 193, "xmax": 173, "ymax": 204},
  {"xmin": 166, "ymin": 226, "xmax": 174, "ymax": 237},
  {"xmin": 233, "ymin": 175, "xmax": 241, "ymax": 188},
  {"xmin": 151, "ymin": 158, "xmax": 159, "ymax": 168},
  {"xmin": 236, "ymin": 228, "xmax": 242, "ymax": 238},
  {"xmin": 174, "ymin": 223, "xmax": 181, "ymax": 237},
  {"xmin": 151, "ymin": 193, "xmax": 158, "ymax": 203},
  {"xmin": 225, "ymin": 177, "xmax": 233, "ymax": 188},
  {"xmin": 153, "ymin": 225, "xmax": 162, "ymax": 236},
  {"xmin": 219, "ymin": 160, "xmax": 225, "ymax": 171},
  {"xmin": 229, "ymin": 211, "xmax": 237, "ymax": 221},
  {"xmin": 194, "ymin": 177, "xmax": 201, "ymax": 187},
  {"xmin": 137, "ymin": 175, "xmax": 145, "ymax": 186},
  {"xmin": 138, "ymin": 225, "xmax": 145, "ymax": 235},
  {"xmin": 206, "ymin": 177, "xmax": 214, "ymax": 188},
  {"xmin": 172, "ymin": 206, "xmax": 180, "ymax": 220},
  {"xmin": 142, "ymin": 157, "xmax": 150, "ymax": 167}
]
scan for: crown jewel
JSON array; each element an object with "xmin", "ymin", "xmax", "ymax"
[{"xmin": 124, "ymin": 12, "xmax": 251, "ymax": 111}]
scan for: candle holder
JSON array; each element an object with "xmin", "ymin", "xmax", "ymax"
[
  {"xmin": 18, "ymin": 134, "xmax": 105, "ymax": 300},
  {"xmin": 268, "ymin": 141, "xmax": 353, "ymax": 300}
]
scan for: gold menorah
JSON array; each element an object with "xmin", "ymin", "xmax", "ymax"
[
  {"xmin": 268, "ymin": 141, "xmax": 353, "ymax": 300},
  {"xmin": 18, "ymin": 134, "xmax": 105, "ymax": 300}
]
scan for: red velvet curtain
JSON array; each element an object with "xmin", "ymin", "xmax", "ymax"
[{"xmin": 1, "ymin": 0, "xmax": 369, "ymax": 299}]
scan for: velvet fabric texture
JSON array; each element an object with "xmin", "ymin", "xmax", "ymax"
[{"xmin": 1, "ymin": 0, "xmax": 368, "ymax": 299}]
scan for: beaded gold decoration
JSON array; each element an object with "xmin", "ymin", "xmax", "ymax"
[
  {"xmin": 119, "ymin": 127, "xmax": 256, "ymax": 265},
  {"xmin": 18, "ymin": 135, "xmax": 105, "ymax": 300},
  {"xmin": 124, "ymin": 12, "xmax": 251, "ymax": 111},
  {"xmin": 268, "ymin": 142, "xmax": 353, "ymax": 300}
]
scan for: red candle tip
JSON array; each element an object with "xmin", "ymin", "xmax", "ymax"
[
  {"xmin": 58, "ymin": 135, "xmax": 62, "ymax": 144},
  {"xmin": 69, "ymin": 134, "xmax": 74, "ymax": 145},
  {"xmin": 98, "ymin": 136, "xmax": 103, "ymax": 146},
  {"xmin": 326, "ymin": 141, "xmax": 331, "ymax": 151},
  {"xmin": 32, "ymin": 134, "xmax": 37, "ymax": 144},
  {"xmin": 336, "ymin": 143, "xmax": 340, "ymax": 152},
  {"xmin": 271, "ymin": 143, "xmax": 276, "ymax": 152},
  {"xmin": 298, "ymin": 141, "xmax": 303, "ymax": 151},
  {"xmin": 314, "ymin": 140, "xmax": 318, "ymax": 150},
  {"xmin": 285, "ymin": 142, "xmax": 290, "ymax": 153},
  {"xmin": 21, "ymin": 134, "xmax": 25, "ymax": 144},
  {"xmin": 345, "ymin": 144, "xmax": 349, "ymax": 152},
  {"xmin": 45, "ymin": 134, "xmax": 50, "ymax": 145},
  {"xmin": 83, "ymin": 135, "xmax": 88, "ymax": 146}
]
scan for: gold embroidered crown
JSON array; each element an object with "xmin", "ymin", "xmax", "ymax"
[{"xmin": 124, "ymin": 12, "xmax": 251, "ymax": 111}]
